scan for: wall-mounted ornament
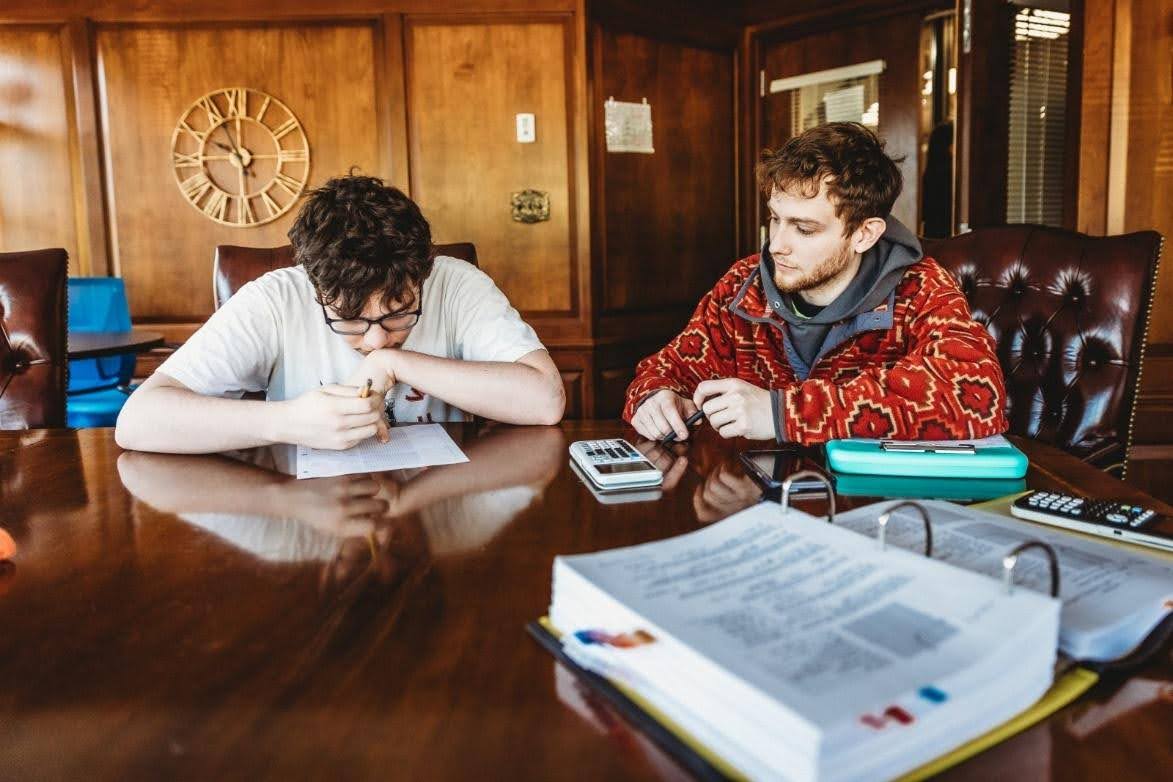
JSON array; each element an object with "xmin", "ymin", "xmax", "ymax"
[
  {"xmin": 511, "ymin": 189, "xmax": 550, "ymax": 223},
  {"xmin": 170, "ymin": 87, "xmax": 311, "ymax": 227}
]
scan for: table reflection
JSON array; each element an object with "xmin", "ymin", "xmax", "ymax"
[
  {"xmin": 117, "ymin": 425, "xmax": 566, "ymax": 587},
  {"xmin": 1, "ymin": 430, "xmax": 89, "ymax": 523}
]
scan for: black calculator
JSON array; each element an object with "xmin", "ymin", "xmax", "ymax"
[{"xmin": 1010, "ymin": 491, "xmax": 1173, "ymax": 553}]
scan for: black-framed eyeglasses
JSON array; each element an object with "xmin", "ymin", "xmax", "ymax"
[{"xmin": 321, "ymin": 304, "xmax": 422, "ymax": 335}]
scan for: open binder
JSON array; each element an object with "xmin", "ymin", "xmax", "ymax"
[{"xmin": 533, "ymin": 477, "xmax": 1173, "ymax": 781}]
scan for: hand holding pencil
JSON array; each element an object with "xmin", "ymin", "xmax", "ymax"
[
  {"xmin": 357, "ymin": 378, "xmax": 391, "ymax": 444},
  {"xmin": 630, "ymin": 389, "xmax": 702, "ymax": 443},
  {"xmin": 284, "ymin": 380, "xmax": 389, "ymax": 451}
]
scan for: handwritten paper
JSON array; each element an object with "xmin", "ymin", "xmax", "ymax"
[{"xmin": 296, "ymin": 424, "xmax": 468, "ymax": 479}]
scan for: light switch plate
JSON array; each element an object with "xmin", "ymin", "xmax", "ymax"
[{"xmin": 516, "ymin": 113, "xmax": 536, "ymax": 143}]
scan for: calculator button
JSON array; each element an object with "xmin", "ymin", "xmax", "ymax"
[{"xmin": 1105, "ymin": 513, "xmax": 1128, "ymax": 524}]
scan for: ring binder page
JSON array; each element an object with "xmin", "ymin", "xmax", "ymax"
[
  {"xmin": 549, "ymin": 502, "xmax": 1061, "ymax": 782},
  {"xmin": 834, "ymin": 500, "xmax": 1173, "ymax": 662}
]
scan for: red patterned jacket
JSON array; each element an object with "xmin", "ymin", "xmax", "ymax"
[{"xmin": 623, "ymin": 254, "xmax": 1008, "ymax": 443}]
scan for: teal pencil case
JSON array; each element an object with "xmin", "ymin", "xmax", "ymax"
[
  {"xmin": 824, "ymin": 437, "xmax": 1028, "ymax": 479},
  {"xmin": 832, "ymin": 472, "xmax": 1027, "ymax": 501}
]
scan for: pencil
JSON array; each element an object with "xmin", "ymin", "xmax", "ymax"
[
  {"xmin": 359, "ymin": 378, "xmax": 373, "ymax": 399},
  {"xmin": 660, "ymin": 410, "xmax": 705, "ymax": 445}
]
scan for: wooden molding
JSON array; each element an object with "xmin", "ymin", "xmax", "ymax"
[
  {"xmin": 1106, "ymin": 0, "xmax": 1131, "ymax": 235},
  {"xmin": 746, "ymin": 0, "xmax": 950, "ymax": 41},
  {"xmin": 63, "ymin": 18, "xmax": 113, "ymax": 276},
  {"xmin": 375, "ymin": 14, "xmax": 410, "ymax": 191},
  {"xmin": 1, "ymin": 1, "xmax": 579, "ymax": 24}
]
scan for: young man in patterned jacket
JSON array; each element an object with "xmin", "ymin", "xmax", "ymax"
[{"xmin": 624, "ymin": 122, "xmax": 1007, "ymax": 444}]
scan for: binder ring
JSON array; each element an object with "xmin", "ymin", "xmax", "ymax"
[
  {"xmin": 1001, "ymin": 541, "xmax": 1060, "ymax": 597},
  {"xmin": 779, "ymin": 470, "xmax": 835, "ymax": 523},
  {"xmin": 876, "ymin": 501, "xmax": 933, "ymax": 557}
]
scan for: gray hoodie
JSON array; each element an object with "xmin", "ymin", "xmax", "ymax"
[{"xmin": 758, "ymin": 216, "xmax": 923, "ymax": 372}]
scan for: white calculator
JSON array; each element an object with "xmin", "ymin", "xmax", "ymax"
[{"xmin": 569, "ymin": 439, "xmax": 663, "ymax": 489}]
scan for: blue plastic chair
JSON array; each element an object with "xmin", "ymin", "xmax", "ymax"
[{"xmin": 67, "ymin": 277, "xmax": 136, "ymax": 428}]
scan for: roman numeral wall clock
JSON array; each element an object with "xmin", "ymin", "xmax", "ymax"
[{"xmin": 170, "ymin": 87, "xmax": 311, "ymax": 227}]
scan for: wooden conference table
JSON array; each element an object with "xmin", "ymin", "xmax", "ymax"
[{"xmin": 0, "ymin": 422, "xmax": 1170, "ymax": 781}]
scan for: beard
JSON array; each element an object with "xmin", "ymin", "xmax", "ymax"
[{"xmin": 772, "ymin": 241, "xmax": 854, "ymax": 295}]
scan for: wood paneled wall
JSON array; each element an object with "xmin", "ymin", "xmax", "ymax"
[
  {"xmin": 1113, "ymin": 0, "xmax": 1173, "ymax": 343},
  {"xmin": 593, "ymin": 29, "xmax": 735, "ymax": 316},
  {"xmin": 0, "ymin": 1, "xmax": 599, "ymax": 410},
  {"xmin": 586, "ymin": 24, "xmax": 737, "ymax": 411},
  {"xmin": 407, "ymin": 17, "xmax": 577, "ymax": 317},
  {"xmin": 1077, "ymin": 0, "xmax": 1173, "ymax": 443},
  {"xmin": 96, "ymin": 22, "xmax": 384, "ymax": 336},
  {"xmin": 0, "ymin": 26, "xmax": 80, "ymax": 271}
]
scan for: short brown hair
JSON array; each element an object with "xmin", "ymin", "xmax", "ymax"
[
  {"xmin": 288, "ymin": 173, "xmax": 434, "ymax": 319},
  {"xmin": 756, "ymin": 122, "xmax": 902, "ymax": 234}
]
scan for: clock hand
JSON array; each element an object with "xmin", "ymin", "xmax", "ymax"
[
  {"xmin": 217, "ymin": 127, "xmax": 256, "ymax": 177},
  {"xmin": 222, "ymin": 123, "xmax": 243, "ymax": 155}
]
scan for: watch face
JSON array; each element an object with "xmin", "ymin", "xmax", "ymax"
[{"xmin": 170, "ymin": 87, "xmax": 310, "ymax": 227}]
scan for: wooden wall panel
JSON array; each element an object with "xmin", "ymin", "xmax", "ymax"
[
  {"xmin": 1118, "ymin": 0, "xmax": 1173, "ymax": 344},
  {"xmin": 0, "ymin": 26, "xmax": 79, "ymax": 269},
  {"xmin": 96, "ymin": 22, "xmax": 382, "ymax": 326},
  {"xmin": 1076, "ymin": 0, "xmax": 1114, "ymax": 236},
  {"xmin": 406, "ymin": 18, "xmax": 574, "ymax": 315},
  {"xmin": 594, "ymin": 28, "xmax": 735, "ymax": 314}
]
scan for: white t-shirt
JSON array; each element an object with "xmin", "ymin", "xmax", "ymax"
[{"xmin": 159, "ymin": 256, "xmax": 546, "ymax": 423}]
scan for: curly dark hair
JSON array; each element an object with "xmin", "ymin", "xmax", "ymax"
[
  {"xmin": 756, "ymin": 122, "xmax": 903, "ymax": 235},
  {"xmin": 288, "ymin": 173, "xmax": 434, "ymax": 319}
]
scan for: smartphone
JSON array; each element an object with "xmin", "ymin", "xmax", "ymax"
[{"xmin": 738, "ymin": 450, "xmax": 833, "ymax": 496}]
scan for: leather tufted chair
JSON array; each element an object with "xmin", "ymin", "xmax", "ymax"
[
  {"xmin": 923, "ymin": 225, "xmax": 1163, "ymax": 470},
  {"xmin": 0, "ymin": 249, "xmax": 68, "ymax": 428},
  {"xmin": 213, "ymin": 242, "xmax": 479, "ymax": 309}
]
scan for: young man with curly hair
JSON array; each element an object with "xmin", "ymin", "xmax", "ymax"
[
  {"xmin": 625, "ymin": 122, "xmax": 1007, "ymax": 444},
  {"xmin": 117, "ymin": 175, "xmax": 564, "ymax": 454}
]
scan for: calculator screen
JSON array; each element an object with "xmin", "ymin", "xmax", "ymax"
[{"xmin": 596, "ymin": 461, "xmax": 657, "ymax": 475}]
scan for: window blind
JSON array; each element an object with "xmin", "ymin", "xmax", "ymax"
[{"xmin": 1005, "ymin": 7, "xmax": 1070, "ymax": 226}]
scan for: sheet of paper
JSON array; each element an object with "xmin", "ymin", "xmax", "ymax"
[
  {"xmin": 295, "ymin": 424, "xmax": 468, "ymax": 479},
  {"xmin": 604, "ymin": 98, "xmax": 655, "ymax": 153},
  {"xmin": 834, "ymin": 500, "xmax": 1173, "ymax": 659}
]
